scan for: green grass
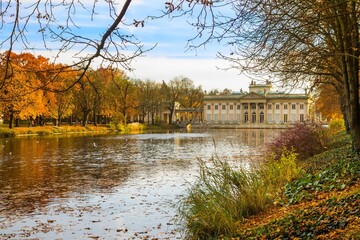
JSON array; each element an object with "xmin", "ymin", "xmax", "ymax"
[
  {"xmin": 177, "ymin": 149, "xmax": 302, "ymax": 239},
  {"xmin": 177, "ymin": 131, "xmax": 359, "ymax": 239}
]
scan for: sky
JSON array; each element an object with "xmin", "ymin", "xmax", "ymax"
[
  {"xmin": 121, "ymin": 0, "xmax": 251, "ymax": 91},
  {"xmin": 1, "ymin": 0, "xmax": 252, "ymax": 91},
  {"xmin": 118, "ymin": 0, "xmax": 251, "ymax": 91}
]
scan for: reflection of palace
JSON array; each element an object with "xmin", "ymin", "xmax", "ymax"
[{"xmin": 203, "ymin": 81, "xmax": 310, "ymax": 127}]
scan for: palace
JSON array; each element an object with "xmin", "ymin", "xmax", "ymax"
[{"xmin": 203, "ymin": 81, "xmax": 310, "ymax": 127}]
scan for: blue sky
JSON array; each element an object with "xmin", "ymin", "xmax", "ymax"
[
  {"xmin": 121, "ymin": 0, "xmax": 251, "ymax": 91},
  {"xmin": 1, "ymin": 0, "xmax": 251, "ymax": 91}
]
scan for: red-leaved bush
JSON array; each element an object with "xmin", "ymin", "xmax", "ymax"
[{"xmin": 266, "ymin": 121, "xmax": 331, "ymax": 161}]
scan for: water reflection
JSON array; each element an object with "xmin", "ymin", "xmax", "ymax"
[
  {"xmin": 0, "ymin": 135, "xmax": 132, "ymax": 216},
  {"xmin": 0, "ymin": 129, "xmax": 278, "ymax": 239}
]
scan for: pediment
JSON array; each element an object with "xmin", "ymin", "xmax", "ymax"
[{"xmin": 241, "ymin": 92, "xmax": 266, "ymax": 100}]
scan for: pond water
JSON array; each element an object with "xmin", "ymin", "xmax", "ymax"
[{"xmin": 0, "ymin": 129, "xmax": 278, "ymax": 239}]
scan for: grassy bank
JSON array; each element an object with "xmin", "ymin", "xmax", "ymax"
[
  {"xmin": 0, "ymin": 122, "xmax": 181, "ymax": 137},
  {"xmin": 178, "ymin": 123, "xmax": 360, "ymax": 239},
  {"xmin": 236, "ymin": 137, "xmax": 359, "ymax": 239},
  {"xmin": 0, "ymin": 125, "xmax": 114, "ymax": 137}
]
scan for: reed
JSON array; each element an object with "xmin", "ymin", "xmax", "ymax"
[
  {"xmin": 178, "ymin": 149, "xmax": 302, "ymax": 239},
  {"xmin": 178, "ymin": 157, "xmax": 270, "ymax": 239}
]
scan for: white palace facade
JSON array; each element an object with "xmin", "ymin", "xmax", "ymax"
[{"xmin": 203, "ymin": 81, "xmax": 310, "ymax": 127}]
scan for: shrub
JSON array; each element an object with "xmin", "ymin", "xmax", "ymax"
[
  {"xmin": 0, "ymin": 128, "xmax": 15, "ymax": 137},
  {"xmin": 328, "ymin": 118, "xmax": 345, "ymax": 133},
  {"xmin": 127, "ymin": 122, "xmax": 145, "ymax": 132},
  {"xmin": 266, "ymin": 121, "xmax": 331, "ymax": 161},
  {"xmin": 262, "ymin": 148, "xmax": 303, "ymax": 191}
]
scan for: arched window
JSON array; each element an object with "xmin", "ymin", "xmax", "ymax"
[
  {"xmin": 260, "ymin": 112, "xmax": 264, "ymax": 123},
  {"xmin": 244, "ymin": 112, "xmax": 248, "ymax": 123},
  {"xmin": 251, "ymin": 111, "xmax": 256, "ymax": 123}
]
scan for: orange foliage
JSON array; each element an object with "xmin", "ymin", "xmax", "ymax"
[
  {"xmin": 0, "ymin": 52, "xmax": 49, "ymax": 121},
  {"xmin": 314, "ymin": 84, "xmax": 343, "ymax": 121}
]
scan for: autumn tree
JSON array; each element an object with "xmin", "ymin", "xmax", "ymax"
[
  {"xmin": 90, "ymin": 68, "xmax": 121, "ymax": 125},
  {"xmin": 161, "ymin": 77, "xmax": 194, "ymax": 124},
  {"xmin": 165, "ymin": 0, "xmax": 360, "ymax": 152},
  {"xmin": 42, "ymin": 66, "xmax": 79, "ymax": 126},
  {"xmin": 180, "ymin": 79, "xmax": 204, "ymax": 108},
  {"xmin": 72, "ymin": 76, "xmax": 96, "ymax": 127},
  {"xmin": 0, "ymin": 52, "xmax": 51, "ymax": 128},
  {"xmin": 111, "ymin": 71, "xmax": 138, "ymax": 124},
  {"xmin": 314, "ymin": 84, "xmax": 343, "ymax": 122},
  {"xmin": 135, "ymin": 79, "xmax": 162, "ymax": 124}
]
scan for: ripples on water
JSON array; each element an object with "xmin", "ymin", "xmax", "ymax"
[{"xmin": 0, "ymin": 129, "xmax": 278, "ymax": 239}]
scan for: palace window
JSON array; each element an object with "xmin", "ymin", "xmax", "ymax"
[
  {"xmin": 230, "ymin": 104, "xmax": 234, "ymax": 110},
  {"xmin": 251, "ymin": 112, "xmax": 256, "ymax": 123},
  {"xmin": 276, "ymin": 104, "xmax": 280, "ymax": 110},
  {"xmin": 284, "ymin": 114, "xmax": 288, "ymax": 123},
  {"xmin": 215, "ymin": 105, "xmax": 218, "ymax": 110},
  {"xmin": 275, "ymin": 114, "xmax": 280, "ymax": 122},
  {"xmin": 268, "ymin": 104, "xmax": 272, "ymax": 110},
  {"xmin": 244, "ymin": 104, "xmax": 249, "ymax": 109},
  {"xmin": 267, "ymin": 114, "xmax": 273, "ymax": 122},
  {"xmin": 214, "ymin": 114, "xmax": 219, "ymax": 121},
  {"xmin": 292, "ymin": 104, "xmax": 296, "ymax": 109},
  {"xmin": 237, "ymin": 104, "xmax": 241, "ymax": 110},
  {"xmin": 222, "ymin": 105, "xmax": 226, "ymax": 110},
  {"xmin": 206, "ymin": 114, "xmax": 211, "ymax": 121},
  {"xmin": 207, "ymin": 105, "xmax": 211, "ymax": 110},
  {"xmin": 260, "ymin": 112, "xmax": 264, "ymax": 123},
  {"xmin": 251, "ymin": 103, "xmax": 256, "ymax": 109},
  {"xmin": 259, "ymin": 104, "xmax": 264, "ymax": 109},
  {"xmin": 284, "ymin": 104, "xmax": 288, "ymax": 110},
  {"xmin": 244, "ymin": 112, "xmax": 249, "ymax": 123},
  {"xmin": 300, "ymin": 104, "xmax": 304, "ymax": 109},
  {"xmin": 237, "ymin": 114, "xmax": 241, "ymax": 121},
  {"xmin": 300, "ymin": 114, "xmax": 304, "ymax": 122}
]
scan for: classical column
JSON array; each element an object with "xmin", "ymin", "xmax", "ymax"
[
  {"xmin": 264, "ymin": 102, "xmax": 268, "ymax": 124},
  {"xmin": 240, "ymin": 103, "xmax": 243, "ymax": 124},
  {"xmin": 296, "ymin": 103, "xmax": 300, "ymax": 122}
]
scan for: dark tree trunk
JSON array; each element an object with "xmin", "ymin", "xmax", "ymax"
[
  {"xmin": 15, "ymin": 118, "xmax": 20, "ymax": 127},
  {"xmin": 8, "ymin": 111, "xmax": 13, "ymax": 129},
  {"xmin": 93, "ymin": 111, "xmax": 97, "ymax": 126},
  {"xmin": 57, "ymin": 116, "xmax": 62, "ymax": 127}
]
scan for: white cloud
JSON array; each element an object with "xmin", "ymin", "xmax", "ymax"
[{"xmin": 127, "ymin": 56, "xmax": 250, "ymax": 91}]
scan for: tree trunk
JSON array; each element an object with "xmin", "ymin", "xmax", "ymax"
[
  {"xmin": 346, "ymin": 72, "xmax": 360, "ymax": 153},
  {"xmin": 350, "ymin": 120, "xmax": 360, "ymax": 154},
  {"xmin": 15, "ymin": 118, "xmax": 20, "ymax": 127},
  {"xmin": 57, "ymin": 115, "xmax": 62, "ymax": 127},
  {"xmin": 151, "ymin": 113, "xmax": 155, "ymax": 125},
  {"xmin": 82, "ymin": 111, "xmax": 89, "ymax": 127},
  {"xmin": 8, "ymin": 111, "xmax": 13, "ymax": 129},
  {"xmin": 93, "ymin": 111, "xmax": 97, "ymax": 126},
  {"xmin": 168, "ymin": 105, "xmax": 174, "ymax": 124}
]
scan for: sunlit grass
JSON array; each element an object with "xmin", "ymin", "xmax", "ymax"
[
  {"xmin": 0, "ymin": 125, "xmax": 113, "ymax": 137},
  {"xmin": 177, "ymin": 149, "xmax": 302, "ymax": 239}
]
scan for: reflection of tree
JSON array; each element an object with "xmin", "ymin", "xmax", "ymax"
[
  {"xmin": 0, "ymin": 136, "xmax": 132, "ymax": 216},
  {"xmin": 236, "ymin": 129, "xmax": 277, "ymax": 147}
]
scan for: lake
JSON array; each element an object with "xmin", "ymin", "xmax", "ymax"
[{"xmin": 0, "ymin": 129, "xmax": 278, "ymax": 239}]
